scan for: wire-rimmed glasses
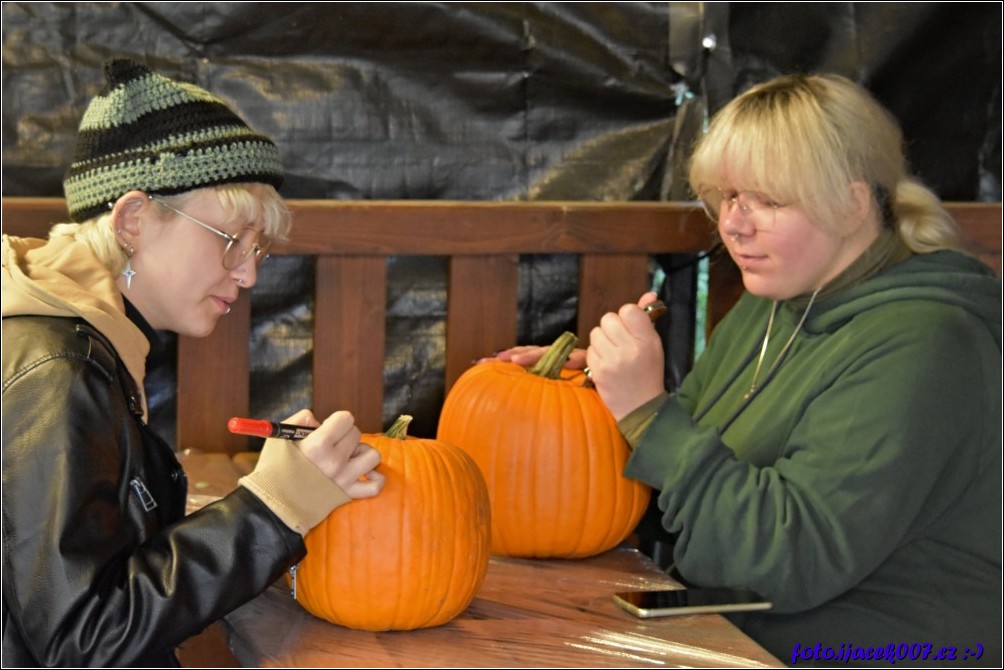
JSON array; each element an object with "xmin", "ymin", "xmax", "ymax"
[
  {"xmin": 149, "ymin": 195, "xmax": 271, "ymax": 270},
  {"xmin": 697, "ymin": 187, "xmax": 786, "ymax": 229}
]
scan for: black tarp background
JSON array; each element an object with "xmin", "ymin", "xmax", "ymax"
[{"xmin": 4, "ymin": 2, "xmax": 1001, "ymax": 448}]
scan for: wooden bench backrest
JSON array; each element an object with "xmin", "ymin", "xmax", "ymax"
[{"xmin": 3, "ymin": 199, "xmax": 1000, "ymax": 453}]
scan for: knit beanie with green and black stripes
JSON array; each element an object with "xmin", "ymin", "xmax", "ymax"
[{"xmin": 63, "ymin": 59, "xmax": 284, "ymax": 222}]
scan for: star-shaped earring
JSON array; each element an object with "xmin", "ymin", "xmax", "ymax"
[
  {"xmin": 121, "ymin": 261, "xmax": 136, "ymax": 290},
  {"xmin": 117, "ymin": 230, "xmax": 137, "ymax": 290}
]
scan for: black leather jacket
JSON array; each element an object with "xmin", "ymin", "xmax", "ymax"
[{"xmin": 2, "ymin": 315, "xmax": 306, "ymax": 667}]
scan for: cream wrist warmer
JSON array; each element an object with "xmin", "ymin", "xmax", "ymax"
[{"xmin": 239, "ymin": 438, "xmax": 352, "ymax": 536}]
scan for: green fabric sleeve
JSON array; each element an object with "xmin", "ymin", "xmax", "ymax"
[{"xmin": 616, "ymin": 391, "xmax": 670, "ymax": 447}]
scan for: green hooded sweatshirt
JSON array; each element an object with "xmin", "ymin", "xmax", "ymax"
[{"xmin": 625, "ymin": 249, "xmax": 1001, "ymax": 666}]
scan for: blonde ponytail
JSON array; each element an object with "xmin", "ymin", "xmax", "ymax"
[{"xmin": 892, "ymin": 178, "xmax": 968, "ymax": 254}]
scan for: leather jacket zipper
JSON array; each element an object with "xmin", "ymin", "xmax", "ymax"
[{"xmin": 289, "ymin": 563, "xmax": 299, "ymax": 600}]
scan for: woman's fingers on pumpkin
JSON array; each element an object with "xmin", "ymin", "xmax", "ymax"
[
  {"xmin": 297, "ymin": 411, "xmax": 359, "ymax": 475},
  {"xmin": 335, "ymin": 444, "xmax": 383, "ymax": 495},
  {"xmin": 488, "ymin": 344, "xmax": 586, "ymax": 369},
  {"xmin": 345, "ymin": 467, "xmax": 386, "ymax": 499},
  {"xmin": 316, "ymin": 411, "xmax": 361, "ymax": 453},
  {"xmin": 563, "ymin": 348, "xmax": 588, "ymax": 369},
  {"xmin": 494, "ymin": 345, "xmax": 546, "ymax": 366},
  {"xmin": 349, "ymin": 443, "xmax": 381, "ymax": 470}
]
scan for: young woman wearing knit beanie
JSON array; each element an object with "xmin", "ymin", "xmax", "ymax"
[{"xmin": 1, "ymin": 59, "xmax": 385, "ymax": 667}]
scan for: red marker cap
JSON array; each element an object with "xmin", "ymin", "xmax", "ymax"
[{"xmin": 228, "ymin": 417, "xmax": 275, "ymax": 438}]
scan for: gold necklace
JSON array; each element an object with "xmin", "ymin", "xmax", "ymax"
[{"xmin": 744, "ymin": 287, "xmax": 821, "ymax": 400}]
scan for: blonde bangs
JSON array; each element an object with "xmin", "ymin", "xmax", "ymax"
[
  {"xmin": 163, "ymin": 183, "xmax": 292, "ymax": 242},
  {"xmin": 690, "ymin": 103, "xmax": 806, "ymax": 206},
  {"xmin": 214, "ymin": 183, "xmax": 292, "ymax": 242},
  {"xmin": 689, "ymin": 76, "xmax": 858, "ymax": 232}
]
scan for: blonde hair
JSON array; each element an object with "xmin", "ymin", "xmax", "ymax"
[
  {"xmin": 689, "ymin": 73, "xmax": 966, "ymax": 254},
  {"xmin": 48, "ymin": 183, "xmax": 291, "ymax": 274}
]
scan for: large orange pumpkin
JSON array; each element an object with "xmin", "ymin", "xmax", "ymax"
[
  {"xmin": 437, "ymin": 332, "xmax": 651, "ymax": 559},
  {"xmin": 292, "ymin": 415, "xmax": 492, "ymax": 631}
]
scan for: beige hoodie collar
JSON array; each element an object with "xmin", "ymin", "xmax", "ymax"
[{"xmin": 2, "ymin": 233, "xmax": 151, "ymax": 416}]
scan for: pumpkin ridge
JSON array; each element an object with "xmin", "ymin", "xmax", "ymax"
[
  {"xmin": 545, "ymin": 376, "xmax": 571, "ymax": 556},
  {"xmin": 586, "ymin": 393, "xmax": 610, "ymax": 554},
  {"xmin": 449, "ymin": 446, "xmax": 490, "ymax": 614},
  {"xmin": 452, "ymin": 443, "xmax": 492, "ymax": 623},
  {"xmin": 565, "ymin": 384, "xmax": 589, "ymax": 556},
  {"xmin": 526, "ymin": 371, "xmax": 550, "ymax": 554},
  {"xmin": 588, "ymin": 406, "xmax": 617, "ymax": 554},
  {"xmin": 434, "ymin": 449, "xmax": 457, "ymax": 624},
  {"xmin": 445, "ymin": 448, "xmax": 475, "ymax": 621},
  {"xmin": 394, "ymin": 437, "xmax": 409, "ymax": 628},
  {"xmin": 426, "ymin": 444, "xmax": 452, "ymax": 626},
  {"xmin": 575, "ymin": 385, "xmax": 600, "ymax": 556},
  {"xmin": 456, "ymin": 450, "xmax": 483, "ymax": 615},
  {"xmin": 491, "ymin": 366, "xmax": 525, "ymax": 556},
  {"xmin": 611, "ymin": 419, "xmax": 638, "ymax": 549},
  {"xmin": 408, "ymin": 440, "xmax": 429, "ymax": 628},
  {"xmin": 411, "ymin": 444, "xmax": 428, "ymax": 627},
  {"xmin": 608, "ymin": 418, "xmax": 627, "ymax": 551},
  {"xmin": 585, "ymin": 405, "xmax": 616, "ymax": 554}
]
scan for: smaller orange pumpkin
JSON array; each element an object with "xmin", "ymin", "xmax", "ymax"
[{"xmin": 291, "ymin": 415, "xmax": 492, "ymax": 631}]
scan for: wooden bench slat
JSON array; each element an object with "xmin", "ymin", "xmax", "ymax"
[
  {"xmin": 3, "ymin": 198, "xmax": 996, "ymax": 267},
  {"xmin": 4, "ymin": 197, "xmax": 998, "ymax": 454},
  {"xmin": 950, "ymin": 202, "xmax": 1002, "ymax": 275},
  {"xmin": 577, "ymin": 254, "xmax": 653, "ymax": 341},
  {"xmin": 445, "ymin": 255, "xmax": 520, "ymax": 392},
  {"xmin": 177, "ymin": 298, "xmax": 251, "ymax": 453},
  {"xmin": 284, "ymin": 201, "xmax": 713, "ymax": 255},
  {"xmin": 314, "ymin": 256, "xmax": 387, "ymax": 433}
]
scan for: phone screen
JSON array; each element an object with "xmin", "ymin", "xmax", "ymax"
[{"xmin": 613, "ymin": 588, "xmax": 772, "ymax": 618}]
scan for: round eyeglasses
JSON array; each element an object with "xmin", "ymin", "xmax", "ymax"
[
  {"xmin": 697, "ymin": 187, "xmax": 786, "ymax": 229},
  {"xmin": 149, "ymin": 196, "xmax": 271, "ymax": 270}
]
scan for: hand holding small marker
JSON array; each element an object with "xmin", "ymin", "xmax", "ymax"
[{"xmin": 293, "ymin": 410, "xmax": 384, "ymax": 498}]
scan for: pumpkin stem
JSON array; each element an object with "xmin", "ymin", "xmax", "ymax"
[
  {"xmin": 385, "ymin": 414, "xmax": 414, "ymax": 439},
  {"xmin": 527, "ymin": 331, "xmax": 578, "ymax": 380}
]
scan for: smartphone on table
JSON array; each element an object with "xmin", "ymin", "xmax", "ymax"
[{"xmin": 613, "ymin": 587, "xmax": 773, "ymax": 618}]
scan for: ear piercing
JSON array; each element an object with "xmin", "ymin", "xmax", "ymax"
[{"xmin": 116, "ymin": 228, "xmax": 137, "ymax": 289}]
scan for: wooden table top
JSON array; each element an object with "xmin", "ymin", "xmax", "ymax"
[
  {"xmin": 222, "ymin": 548, "xmax": 781, "ymax": 668},
  {"xmin": 178, "ymin": 451, "xmax": 782, "ymax": 668}
]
